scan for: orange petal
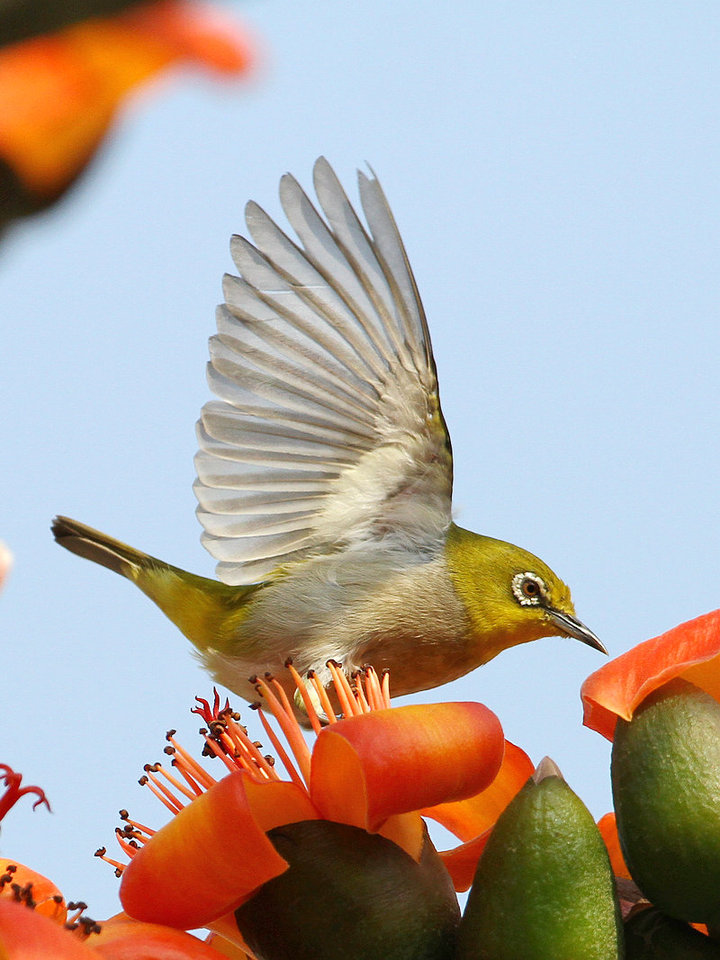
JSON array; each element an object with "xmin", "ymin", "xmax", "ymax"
[
  {"xmin": 93, "ymin": 916, "xmax": 228, "ymax": 958},
  {"xmin": 0, "ymin": 899, "xmax": 94, "ymax": 958},
  {"xmin": 0, "ymin": 859, "xmax": 66, "ymax": 922},
  {"xmin": 120, "ymin": 773, "xmax": 315, "ymax": 929},
  {"xmin": 582, "ymin": 609, "xmax": 720, "ymax": 741},
  {"xmin": 310, "ymin": 702, "xmax": 504, "ymax": 832},
  {"xmin": 118, "ymin": 0, "xmax": 254, "ymax": 75},
  {"xmin": 438, "ymin": 830, "xmax": 492, "ymax": 892},
  {"xmin": 421, "ymin": 740, "xmax": 533, "ymax": 842},
  {"xmin": 597, "ymin": 812, "xmax": 630, "ymax": 880}
]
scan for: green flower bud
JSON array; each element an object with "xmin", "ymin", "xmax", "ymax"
[
  {"xmin": 612, "ymin": 679, "xmax": 720, "ymax": 926},
  {"xmin": 457, "ymin": 758, "xmax": 622, "ymax": 960},
  {"xmin": 235, "ymin": 819, "xmax": 460, "ymax": 960}
]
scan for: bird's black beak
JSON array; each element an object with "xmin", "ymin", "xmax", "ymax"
[{"xmin": 547, "ymin": 609, "xmax": 607, "ymax": 655}]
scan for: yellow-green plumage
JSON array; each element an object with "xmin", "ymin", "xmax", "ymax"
[{"xmin": 53, "ymin": 159, "xmax": 604, "ymax": 710}]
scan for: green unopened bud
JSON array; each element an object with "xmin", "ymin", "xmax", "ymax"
[
  {"xmin": 624, "ymin": 907, "xmax": 720, "ymax": 959},
  {"xmin": 612, "ymin": 679, "xmax": 720, "ymax": 927},
  {"xmin": 235, "ymin": 819, "xmax": 460, "ymax": 960},
  {"xmin": 457, "ymin": 757, "xmax": 622, "ymax": 960}
]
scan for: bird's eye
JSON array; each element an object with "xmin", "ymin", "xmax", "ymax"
[{"xmin": 512, "ymin": 572, "xmax": 547, "ymax": 607}]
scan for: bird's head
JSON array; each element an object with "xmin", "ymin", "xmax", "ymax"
[{"xmin": 444, "ymin": 524, "xmax": 605, "ymax": 662}]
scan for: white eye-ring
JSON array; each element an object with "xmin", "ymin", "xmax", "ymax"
[{"xmin": 512, "ymin": 572, "xmax": 547, "ymax": 607}]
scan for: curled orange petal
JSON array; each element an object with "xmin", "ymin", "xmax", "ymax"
[
  {"xmin": 120, "ymin": 773, "xmax": 312, "ymax": 929},
  {"xmin": 310, "ymin": 702, "xmax": 504, "ymax": 832},
  {"xmin": 421, "ymin": 740, "xmax": 533, "ymax": 842},
  {"xmin": 582, "ymin": 609, "xmax": 720, "ymax": 741}
]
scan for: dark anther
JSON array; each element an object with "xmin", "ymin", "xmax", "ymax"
[
  {"xmin": 166, "ymin": 729, "xmax": 177, "ymax": 739},
  {"xmin": 94, "ymin": 848, "xmax": 106, "ymax": 858},
  {"xmin": 284, "ymin": 657, "xmax": 294, "ymax": 667},
  {"xmin": 138, "ymin": 776, "xmax": 148, "ymax": 786},
  {"xmin": 248, "ymin": 674, "xmax": 258, "ymax": 684},
  {"xmin": 164, "ymin": 746, "xmax": 175, "ymax": 756},
  {"xmin": 307, "ymin": 669, "xmax": 316, "ymax": 678},
  {"xmin": 119, "ymin": 810, "xmax": 129, "ymax": 819},
  {"xmin": 249, "ymin": 702, "xmax": 261, "ymax": 711}
]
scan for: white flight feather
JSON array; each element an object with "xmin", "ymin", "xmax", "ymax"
[{"xmin": 195, "ymin": 158, "xmax": 453, "ymax": 585}]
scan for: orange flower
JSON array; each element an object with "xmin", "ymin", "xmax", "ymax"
[
  {"xmin": 0, "ymin": 0, "xmax": 254, "ymax": 214},
  {"xmin": 581, "ymin": 608, "xmax": 720, "ymax": 741},
  {"xmin": 109, "ymin": 665, "xmax": 525, "ymax": 954},
  {"xmin": 0, "ymin": 765, "xmax": 229, "ymax": 957}
]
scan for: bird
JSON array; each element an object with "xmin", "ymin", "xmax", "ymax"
[{"xmin": 53, "ymin": 157, "xmax": 605, "ymax": 712}]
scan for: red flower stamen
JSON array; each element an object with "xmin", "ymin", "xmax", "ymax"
[
  {"xmin": 166, "ymin": 731, "xmax": 216, "ymax": 790},
  {"xmin": 285, "ymin": 660, "xmax": 324, "ymax": 733},
  {"xmin": 252, "ymin": 674, "xmax": 313, "ymax": 784},
  {"xmin": 119, "ymin": 809, "xmax": 156, "ymax": 839},
  {"xmin": 252, "ymin": 705, "xmax": 306, "ymax": 789},
  {"xmin": 138, "ymin": 770, "xmax": 185, "ymax": 816},
  {"xmin": 94, "ymin": 846, "xmax": 126, "ymax": 877},
  {"xmin": 149, "ymin": 760, "xmax": 199, "ymax": 804},
  {"xmin": 307, "ymin": 669, "xmax": 339, "ymax": 723},
  {"xmin": 326, "ymin": 660, "xmax": 358, "ymax": 717}
]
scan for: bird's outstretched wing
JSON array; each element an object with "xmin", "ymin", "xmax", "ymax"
[{"xmin": 195, "ymin": 157, "xmax": 453, "ymax": 585}]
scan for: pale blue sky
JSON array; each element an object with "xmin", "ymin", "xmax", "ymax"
[{"xmin": 2, "ymin": 0, "xmax": 719, "ymax": 921}]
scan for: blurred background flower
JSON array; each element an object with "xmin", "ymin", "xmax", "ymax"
[{"xmin": 0, "ymin": 0, "xmax": 253, "ymax": 230}]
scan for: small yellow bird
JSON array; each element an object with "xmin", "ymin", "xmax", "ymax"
[{"xmin": 53, "ymin": 158, "xmax": 604, "ymax": 709}]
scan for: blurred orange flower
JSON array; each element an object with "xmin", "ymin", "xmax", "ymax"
[{"xmin": 0, "ymin": 0, "xmax": 254, "ymax": 219}]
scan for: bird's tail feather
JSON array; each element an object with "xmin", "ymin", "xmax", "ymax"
[{"xmin": 51, "ymin": 515, "xmax": 152, "ymax": 582}]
